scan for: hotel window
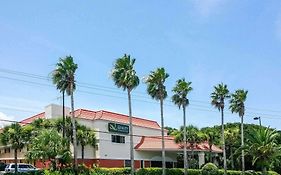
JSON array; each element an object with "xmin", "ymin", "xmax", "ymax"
[
  {"xmin": 124, "ymin": 160, "xmax": 131, "ymax": 167},
  {"xmin": 111, "ymin": 135, "xmax": 125, "ymax": 143}
]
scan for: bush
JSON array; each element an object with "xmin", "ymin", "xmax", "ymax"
[
  {"xmin": 136, "ymin": 168, "xmax": 201, "ymax": 175},
  {"xmin": 202, "ymin": 163, "xmax": 218, "ymax": 175},
  {"xmin": 92, "ymin": 168, "xmax": 131, "ymax": 175}
]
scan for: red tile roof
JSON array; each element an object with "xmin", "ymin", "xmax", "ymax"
[
  {"xmin": 93, "ymin": 110, "xmax": 160, "ymax": 130},
  {"xmin": 135, "ymin": 136, "xmax": 222, "ymax": 153},
  {"xmin": 20, "ymin": 112, "xmax": 45, "ymax": 125},
  {"xmin": 19, "ymin": 109, "xmax": 161, "ymax": 130}
]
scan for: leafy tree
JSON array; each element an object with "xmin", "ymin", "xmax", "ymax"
[
  {"xmin": 229, "ymin": 89, "xmax": 248, "ymax": 173},
  {"xmin": 243, "ymin": 127, "xmax": 281, "ymax": 174},
  {"xmin": 224, "ymin": 127, "xmax": 239, "ymax": 169},
  {"xmin": 76, "ymin": 125, "xmax": 97, "ymax": 163},
  {"xmin": 175, "ymin": 125, "xmax": 203, "ymax": 163},
  {"xmin": 210, "ymin": 83, "xmax": 230, "ymax": 175},
  {"xmin": 145, "ymin": 67, "xmax": 169, "ymax": 175},
  {"xmin": 171, "ymin": 78, "xmax": 192, "ymax": 175},
  {"xmin": 164, "ymin": 127, "xmax": 178, "ymax": 136},
  {"xmin": 0, "ymin": 123, "xmax": 31, "ymax": 174},
  {"xmin": 111, "ymin": 54, "xmax": 139, "ymax": 175},
  {"xmin": 26, "ymin": 129, "xmax": 70, "ymax": 170},
  {"xmin": 201, "ymin": 127, "xmax": 220, "ymax": 163},
  {"xmin": 54, "ymin": 117, "xmax": 74, "ymax": 143},
  {"xmin": 53, "ymin": 56, "xmax": 78, "ymax": 170}
]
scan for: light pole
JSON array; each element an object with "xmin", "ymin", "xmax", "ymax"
[{"xmin": 253, "ymin": 116, "xmax": 262, "ymax": 126}]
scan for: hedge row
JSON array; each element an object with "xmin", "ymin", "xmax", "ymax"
[{"xmin": 5, "ymin": 168, "xmax": 280, "ymax": 175}]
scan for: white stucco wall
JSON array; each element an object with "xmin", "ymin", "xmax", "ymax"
[{"xmin": 75, "ymin": 118, "xmax": 176, "ymax": 161}]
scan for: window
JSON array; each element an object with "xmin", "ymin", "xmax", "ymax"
[
  {"xmin": 111, "ymin": 135, "xmax": 125, "ymax": 143},
  {"xmin": 19, "ymin": 164, "xmax": 29, "ymax": 168},
  {"xmin": 124, "ymin": 160, "xmax": 131, "ymax": 167},
  {"xmin": 141, "ymin": 160, "xmax": 144, "ymax": 168}
]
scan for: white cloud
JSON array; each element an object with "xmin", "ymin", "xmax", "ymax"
[
  {"xmin": 191, "ymin": 0, "xmax": 226, "ymax": 17},
  {"xmin": 0, "ymin": 112, "xmax": 15, "ymax": 128}
]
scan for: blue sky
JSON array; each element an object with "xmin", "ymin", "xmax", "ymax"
[{"xmin": 0, "ymin": 1, "xmax": 281, "ymax": 130}]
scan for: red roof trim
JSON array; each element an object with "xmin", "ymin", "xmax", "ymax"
[{"xmin": 134, "ymin": 136, "xmax": 145, "ymax": 149}]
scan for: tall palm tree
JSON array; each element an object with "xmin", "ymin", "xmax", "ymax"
[
  {"xmin": 111, "ymin": 54, "xmax": 139, "ymax": 175},
  {"xmin": 244, "ymin": 127, "xmax": 281, "ymax": 175},
  {"xmin": 144, "ymin": 67, "xmax": 169, "ymax": 175},
  {"xmin": 77, "ymin": 125, "xmax": 97, "ymax": 163},
  {"xmin": 52, "ymin": 59, "xmax": 68, "ymax": 138},
  {"xmin": 53, "ymin": 56, "xmax": 78, "ymax": 171},
  {"xmin": 210, "ymin": 83, "xmax": 230, "ymax": 175},
  {"xmin": 0, "ymin": 123, "xmax": 30, "ymax": 174},
  {"xmin": 229, "ymin": 89, "xmax": 248, "ymax": 173},
  {"xmin": 171, "ymin": 78, "xmax": 192, "ymax": 175}
]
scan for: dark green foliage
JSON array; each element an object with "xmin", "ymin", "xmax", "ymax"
[
  {"xmin": 137, "ymin": 168, "xmax": 201, "ymax": 175},
  {"xmin": 93, "ymin": 168, "xmax": 131, "ymax": 175},
  {"xmin": 164, "ymin": 127, "xmax": 178, "ymax": 135},
  {"xmin": 202, "ymin": 163, "xmax": 219, "ymax": 175}
]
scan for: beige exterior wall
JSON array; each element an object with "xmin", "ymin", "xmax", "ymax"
[{"xmin": 0, "ymin": 146, "xmax": 27, "ymax": 161}]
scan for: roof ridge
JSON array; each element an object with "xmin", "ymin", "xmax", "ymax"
[{"xmin": 98, "ymin": 110, "xmax": 159, "ymax": 124}]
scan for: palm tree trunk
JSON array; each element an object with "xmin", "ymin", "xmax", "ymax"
[
  {"xmin": 14, "ymin": 148, "xmax": 18, "ymax": 174},
  {"xmin": 127, "ymin": 89, "xmax": 135, "ymax": 175},
  {"xmin": 70, "ymin": 83, "xmax": 78, "ymax": 172},
  {"xmin": 63, "ymin": 90, "xmax": 65, "ymax": 138},
  {"xmin": 160, "ymin": 98, "xmax": 166, "ymax": 175},
  {"xmin": 183, "ymin": 106, "xmax": 188, "ymax": 175},
  {"xmin": 221, "ymin": 108, "xmax": 227, "ymax": 175},
  {"xmin": 241, "ymin": 115, "xmax": 245, "ymax": 174},
  {"xmin": 82, "ymin": 145, "xmax": 84, "ymax": 164}
]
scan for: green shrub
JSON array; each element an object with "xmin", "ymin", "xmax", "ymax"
[
  {"xmin": 202, "ymin": 163, "xmax": 218, "ymax": 175},
  {"xmin": 188, "ymin": 169, "xmax": 202, "ymax": 175},
  {"xmin": 267, "ymin": 171, "xmax": 280, "ymax": 175},
  {"xmin": 136, "ymin": 168, "xmax": 201, "ymax": 175},
  {"xmin": 92, "ymin": 167, "xmax": 131, "ymax": 175}
]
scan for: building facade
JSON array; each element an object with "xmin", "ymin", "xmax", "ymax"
[{"xmin": 0, "ymin": 104, "xmax": 222, "ymax": 168}]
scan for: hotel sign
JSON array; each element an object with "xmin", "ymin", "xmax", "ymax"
[{"xmin": 108, "ymin": 122, "xmax": 129, "ymax": 134}]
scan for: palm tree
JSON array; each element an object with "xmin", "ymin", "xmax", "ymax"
[
  {"xmin": 0, "ymin": 123, "xmax": 30, "ymax": 174},
  {"xmin": 145, "ymin": 67, "xmax": 169, "ymax": 175},
  {"xmin": 229, "ymin": 89, "xmax": 248, "ymax": 173},
  {"xmin": 77, "ymin": 125, "xmax": 97, "ymax": 163},
  {"xmin": 111, "ymin": 54, "xmax": 139, "ymax": 175},
  {"xmin": 171, "ymin": 78, "xmax": 192, "ymax": 175},
  {"xmin": 53, "ymin": 56, "xmax": 78, "ymax": 171},
  {"xmin": 243, "ymin": 127, "xmax": 281, "ymax": 175},
  {"xmin": 210, "ymin": 83, "xmax": 230, "ymax": 175},
  {"xmin": 52, "ymin": 59, "xmax": 69, "ymax": 138}
]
